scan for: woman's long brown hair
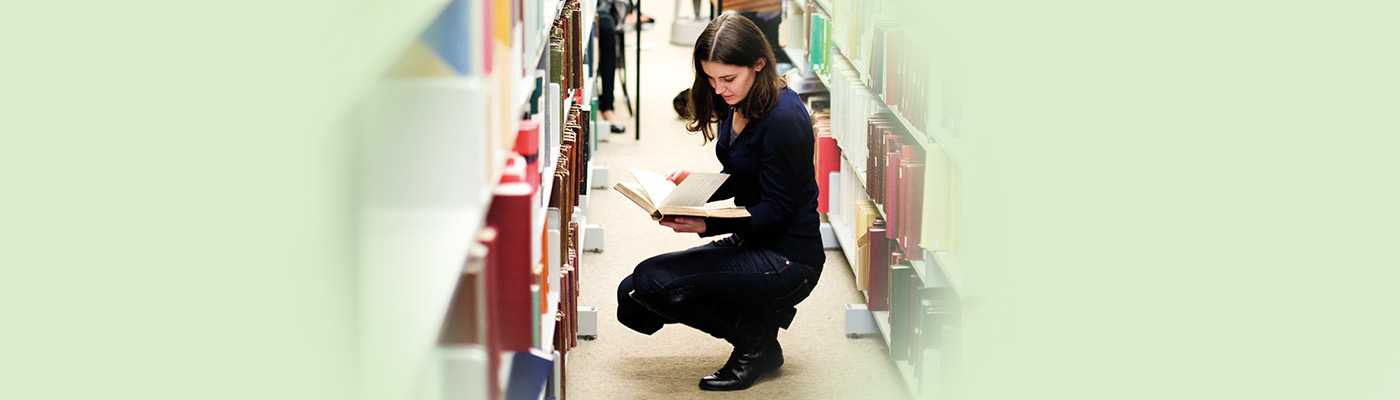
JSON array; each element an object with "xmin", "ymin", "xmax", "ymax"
[{"xmin": 685, "ymin": 13, "xmax": 787, "ymax": 144}]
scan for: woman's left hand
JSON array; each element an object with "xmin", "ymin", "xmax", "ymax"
[{"xmin": 659, "ymin": 216, "xmax": 706, "ymax": 234}]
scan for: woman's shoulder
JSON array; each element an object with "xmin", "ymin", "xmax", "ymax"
[
  {"xmin": 766, "ymin": 88, "xmax": 807, "ymax": 121},
  {"xmin": 755, "ymin": 89, "xmax": 811, "ymax": 144}
]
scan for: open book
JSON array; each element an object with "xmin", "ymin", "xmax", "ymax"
[{"xmin": 612, "ymin": 168, "xmax": 751, "ymax": 220}]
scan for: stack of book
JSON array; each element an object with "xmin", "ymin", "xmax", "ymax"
[
  {"xmin": 540, "ymin": 98, "xmax": 593, "ymax": 397},
  {"xmin": 852, "ymin": 201, "xmax": 880, "ymax": 290},
  {"xmin": 789, "ymin": 2, "xmax": 965, "ymax": 397},
  {"xmin": 826, "ymin": 0, "xmax": 881, "ymax": 65},
  {"xmin": 863, "ymin": 113, "xmax": 924, "ymax": 261},
  {"xmin": 830, "ymin": 56, "xmax": 882, "ymax": 179},
  {"xmin": 869, "ymin": 22, "xmax": 935, "ymax": 142},
  {"xmin": 453, "ymin": 2, "xmax": 595, "ymax": 398},
  {"xmin": 548, "ymin": 0, "xmax": 587, "ymax": 105}
]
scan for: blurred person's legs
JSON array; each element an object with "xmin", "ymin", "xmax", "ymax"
[{"xmin": 597, "ymin": 8, "xmax": 626, "ymax": 133}]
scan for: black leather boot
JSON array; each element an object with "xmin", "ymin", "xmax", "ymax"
[{"xmin": 698, "ymin": 325, "xmax": 784, "ymax": 391}]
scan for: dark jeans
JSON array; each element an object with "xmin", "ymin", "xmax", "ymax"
[
  {"xmin": 596, "ymin": 11, "xmax": 617, "ymax": 112},
  {"xmin": 617, "ymin": 235, "xmax": 821, "ymax": 343}
]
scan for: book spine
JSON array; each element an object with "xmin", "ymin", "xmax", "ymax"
[
  {"xmin": 862, "ymin": 118, "xmax": 873, "ymax": 200},
  {"xmin": 560, "ymin": 266, "xmax": 573, "ymax": 351},
  {"xmin": 884, "ymin": 135, "xmax": 904, "ymax": 243},
  {"xmin": 867, "ymin": 222, "xmax": 890, "ymax": 312},
  {"xmin": 904, "ymin": 160, "xmax": 925, "ymax": 260},
  {"xmin": 898, "ymin": 144, "xmax": 920, "ymax": 257},
  {"xmin": 885, "ymin": 29, "xmax": 900, "ymax": 106},
  {"xmin": 816, "ymin": 130, "xmax": 841, "ymax": 213},
  {"xmin": 904, "ymin": 270, "xmax": 924, "ymax": 366},
  {"xmin": 888, "ymin": 263, "xmax": 914, "ymax": 361},
  {"xmin": 568, "ymin": 221, "xmax": 580, "ymax": 348}
]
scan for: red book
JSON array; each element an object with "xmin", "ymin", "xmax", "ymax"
[
  {"xmin": 516, "ymin": 120, "xmax": 541, "ymax": 189},
  {"xmin": 815, "ymin": 131, "xmax": 841, "ymax": 213},
  {"xmin": 879, "ymin": 133, "xmax": 901, "ymax": 204},
  {"xmin": 485, "ymin": 160, "xmax": 536, "ymax": 355},
  {"xmin": 867, "ymin": 222, "xmax": 890, "ymax": 312},
  {"xmin": 559, "ymin": 267, "xmax": 573, "ymax": 350},
  {"xmin": 884, "ymin": 142, "xmax": 904, "ymax": 247},
  {"xmin": 555, "ymin": 311, "xmax": 567, "ymax": 352},
  {"xmin": 568, "ymin": 221, "xmax": 580, "ymax": 348},
  {"xmin": 885, "ymin": 29, "xmax": 902, "ymax": 106}
]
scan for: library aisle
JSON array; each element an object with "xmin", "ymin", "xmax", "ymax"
[{"xmin": 567, "ymin": 2, "xmax": 905, "ymax": 399}]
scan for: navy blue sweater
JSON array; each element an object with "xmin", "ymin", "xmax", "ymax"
[{"xmin": 702, "ymin": 88, "xmax": 826, "ymax": 267}]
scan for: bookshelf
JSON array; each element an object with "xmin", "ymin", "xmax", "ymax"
[
  {"xmin": 789, "ymin": 1, "xmax": 964, "ymax": 398},
  {"xmin": 801, "ymin": 0, "xmax": 965, "ymax": 290},
  {"xmin": 356, "ymin": 0, "xmax": 599, "ymax": 399},
  {"xmin": 871, "ymin": 309, "xmax": 922, "ymax": 397}
]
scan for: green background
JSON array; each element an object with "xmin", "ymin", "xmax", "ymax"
[
  {"xmin": 897, "ymin": 0, "xmax": 1400, "ymax": 399},
  {"xmin": 3, "ymin": 1, "xmax": 1398, "ymax": 399}
]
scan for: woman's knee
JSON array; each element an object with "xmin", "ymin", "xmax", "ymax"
[
  {"xmin": 629, "ymin": 254, "xmax": 672, "ymax": 292},
  {"xmin": 632, "ymin": 255, "xmax": 700, "ymax": 306},
  {"xmin": 617, "ymin": 274, "xmax": 636, "ymax": 303}
]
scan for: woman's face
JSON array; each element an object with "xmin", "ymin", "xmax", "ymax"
[{"xmin": 701, "ymin": 59, "xmax": 765, "ymax": 106}]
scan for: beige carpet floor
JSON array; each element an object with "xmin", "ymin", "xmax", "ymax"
[{"xmin": 564, "ymin": 2, "xmax": 908, "ymax": 398}]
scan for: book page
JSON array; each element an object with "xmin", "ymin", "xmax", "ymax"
[
  {"xmin": 613, "ymin": 181, "xmax": 658, "ymax": 214},
  {"xmin": 656, "ymin": 205, "xmax": 711, "ymax": 217},
  {"xmin": 628, "ymin": 168, "xmax": 675, "ymax": 207},
  {"xmin": 703, "ymin": 207, "xmax": 750, "ymax": 218},
  {"xmin": 659, "ymin": 172, "xmax": 729, "ymax": 208}
]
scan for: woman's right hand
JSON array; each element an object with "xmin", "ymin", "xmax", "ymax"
[{"xmin": 662, "ymin": 169, "xmax": 692, "ymax": 185}]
